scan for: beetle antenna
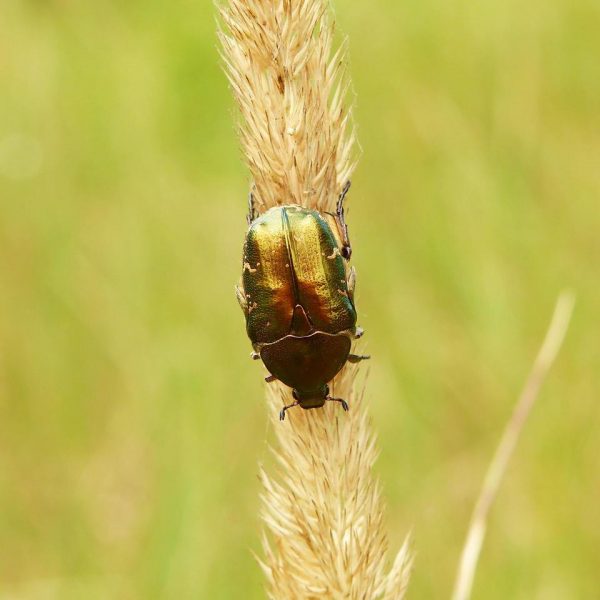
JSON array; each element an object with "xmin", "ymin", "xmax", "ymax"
[
  {"xmin": 336, "ymin": 181, "xmax": 352, "ymax": 259},
  {"xmin": 279, "ymin": 400, "xmax": 299, "ymax": 421},
  {"xmin": 326, "ymin": 396, "xmax": 349, "ymax": 412},
  {"xmin": 247, "ymin": 187, "xmax": 258, "ymax": 225},
  {"xmin": 337, "ymin": 180, "xmax": 351, "ymax": 211}
]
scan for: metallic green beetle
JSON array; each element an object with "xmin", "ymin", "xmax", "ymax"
[{"xmin": 236, "ymin": 182, "xmax": 368, "ymax": 420}]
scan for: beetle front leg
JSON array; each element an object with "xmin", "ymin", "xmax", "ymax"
[
  {"xmin": 326, "ymin": 396, "xmax": 349, "ymax": 412},
  {"xmin": 279, "ymin": 400, "xmax": 299, "ymax": 421},
  {"xmin": 348, "ymin": 353, "xmax": 370, "ymax": 363}
]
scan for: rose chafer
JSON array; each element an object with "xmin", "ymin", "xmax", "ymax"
[{"xmin": 236, "ymin": 183, "xmax": 368, "ymax": 420}]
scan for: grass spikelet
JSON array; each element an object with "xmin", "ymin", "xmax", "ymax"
[
  {"xmin": 218, "ymin": 0, "xmax": 356, "ymax": 213},
  {"xmin": 219, "ymin": 0, "xmax": 411, "ymax": 597},
  {"xmin": 259, "ymin": 368, "xmax": 412, "ymax": 598}
]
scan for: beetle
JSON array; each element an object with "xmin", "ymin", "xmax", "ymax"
[{"xmin": 236, "ymin": 182, "xmax": 368, "ymax": 420}]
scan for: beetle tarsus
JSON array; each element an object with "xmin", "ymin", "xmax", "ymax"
[
  {"xmin": 348, "ymin": 353, "xmax": 370, "ymax": 363},
  {"xmin": 279, "ymin": 401, "xmax": 299, "ymax": 421},
  {"xmin": 326, "ymin": 396, "xmax": 349, "ymax": 412}
]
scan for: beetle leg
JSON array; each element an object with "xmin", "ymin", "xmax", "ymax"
[
  {"xmin": 250, "ymin": 351, "xmax": 260, "ymax": 360},
  {"xmin": 336, "ymin": 180, "xmax": 352, "ymax": 260},
  {"xmin": 265, "ymin": 374, "xmax": 277, "ymax": 383},
  {"xmin": 247, "ymin": 187, "xmax": 258, "ymax": 225},
  {"xmin": 326, "ymin": 396, "xmax": 349, "ymax": 412},
  {"xmin": 279, "ymin": 401, "xmax": 299, "ymax": 421},
  {"xmin": 354, "ymin": 326, "xmax": 364, "ymax": 339},
  {"xmin": 235, "ymin": 284, "xmax": 247, "ymax": 312},
  {"xmin": 348, "ymin": 353, "xmax": 370, "ymax": 363}
]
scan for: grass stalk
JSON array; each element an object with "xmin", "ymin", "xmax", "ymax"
[{"xmin": 219, "ymin": 1, "xmax": 412, "ymax": 597}]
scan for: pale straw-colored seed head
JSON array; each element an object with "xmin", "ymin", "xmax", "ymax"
[
  {"xmin": 219, "ymin": 1, "xmax": 412, "ymax": 597},
  {"xmin": 219, "ymin": 0, "xmax": 356, "ymax": 213},
  {"xmin": 258, "ymin": 368, "xmax": 412, "ymax": 599}
]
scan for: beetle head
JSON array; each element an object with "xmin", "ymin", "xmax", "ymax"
[{"xmin": 293, "ymin": 384, "xmax": 329, "ymax": 409}]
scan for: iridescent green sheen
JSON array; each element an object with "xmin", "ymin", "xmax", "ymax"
[{"xmin": 237, "ymin": 205, "xmax": 360, "ymax": 410}]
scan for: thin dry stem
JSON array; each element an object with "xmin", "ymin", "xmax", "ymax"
[
  {"xmin": 219, "ymin": 1, "xmax": 411, "ymax": 598},
  {"xmin": 452, "ymin": 291, "xmax": 575, "ymax": 600}
]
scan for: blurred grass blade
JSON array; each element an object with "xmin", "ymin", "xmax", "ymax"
[{"xmin": 452, "ymin": 291, "xmax": 576, "ymax": 600}]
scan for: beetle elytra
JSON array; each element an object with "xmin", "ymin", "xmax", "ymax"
[{"xmin": 236, "ymin": 182, "xmax": 368, "ymax": 420}]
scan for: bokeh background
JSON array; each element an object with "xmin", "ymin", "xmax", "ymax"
[{"xmin": 1, "ymin": 0, "xmax": 599, "ymax": 598}]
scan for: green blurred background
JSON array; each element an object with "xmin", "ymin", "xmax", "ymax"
[{"xmin": 1, "ymin": 0, "xmax": 599, "ymax": 598}]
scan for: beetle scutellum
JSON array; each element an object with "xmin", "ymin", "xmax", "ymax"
[{"xmin": 236, "ymin": 182, "xmax": 368, "ymax": 420}]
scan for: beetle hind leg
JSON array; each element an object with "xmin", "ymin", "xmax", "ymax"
[{"xmin": 348, "ymin": 353, "xmax": 370, "ymax": 363}]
